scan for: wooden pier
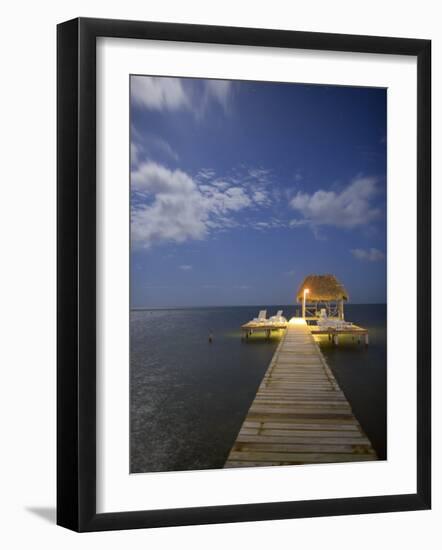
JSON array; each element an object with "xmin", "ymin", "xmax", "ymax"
[{"xmin": 225, "ymin": 320, "xmax": 376, "ymax": 468}]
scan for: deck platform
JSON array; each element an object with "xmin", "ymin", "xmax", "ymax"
[
  {"xmin": 241, "ymin": 319, "xmax": 369, "ymax": 345},
  {"xmin": 241, "ymin": 321, "xmax": 287, "ymax": 339},
  {"xmin": 225, "ymin": 320, "xmax": 376, "ymax": 468},
  {"xmin": 310, "ymin": 324, "xmax": 369, "ymax": 345}
]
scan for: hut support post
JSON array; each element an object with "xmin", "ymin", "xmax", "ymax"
[{"xmin": 338, "ymin": 299, "xmax": 344, "ymax": 320}]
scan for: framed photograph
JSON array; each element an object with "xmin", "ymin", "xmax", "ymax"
[{"xmin": 57, "ymin": 17, "xmax": 431, "ymax": 532}]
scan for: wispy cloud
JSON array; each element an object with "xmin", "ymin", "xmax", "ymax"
[
  {"xmin": 179, "ymin": 264, "xmax": 192, "ymax": 271},
  {"xmin": 144, "ymin": 136, "xmax": 179, "ymax": 162},
  {"xmin": 290, "ymin": 176, "xmax": 382, "ymax": 231},
  {"xmin": 131, "ymin": 143, "xmax": 140, "ymax": 167},
  {"xmin": 131, "ymin": 76, "xmax": 234, "ymax": 116},
  {"xmin": 254, "ymin": 219, "xmax": 285, "ymax": 231},
  {"xmin": 350, "ymin": 248, "xmax": 385, "ymax": 262},
  {"xmin": 247, "ymin": 168, "xmax": 272, "ymax": 185},
  {"xmin": 204, "ymin": 80, "xmax": 233, "ymax": 112},
  {"xmin": 196, "ymin": 168, "xmax": 216, "ymax": 180},
  {"xmin": 131, "ymin": 126, "xmax": 179, "ymax": 167}
]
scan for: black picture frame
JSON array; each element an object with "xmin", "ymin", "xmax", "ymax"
[{"xmin": 57, "ymin": 17, "xmax": 431, "ymax": 532}]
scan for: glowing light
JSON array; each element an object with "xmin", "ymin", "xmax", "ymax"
[{"xmin": 289, "ymin": 317, "xmax": 307, "ymax": 325}]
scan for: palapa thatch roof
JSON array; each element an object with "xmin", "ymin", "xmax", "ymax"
[{"xmin": 296, "ymin": 274, "xmax": 349, "ymax": 302}]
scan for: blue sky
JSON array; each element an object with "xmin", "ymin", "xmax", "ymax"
[{"xmin": 130, "ymin": 76, "xmax": 386, "ymax": 308}]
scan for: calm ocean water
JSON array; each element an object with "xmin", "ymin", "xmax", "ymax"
[{"xmin": 130, "ymin": 304, "xmax": 386, "ymax": 473}]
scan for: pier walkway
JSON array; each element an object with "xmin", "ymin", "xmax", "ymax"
[{"xmin": 225, "ymin": 320, "xmax": 376, "ymax": 468}]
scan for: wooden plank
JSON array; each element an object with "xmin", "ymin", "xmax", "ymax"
[
  {"xmin": 252, "ymin": 409, "xmax": 353, "ymax": 421},
  {"xmin": 232, "ymin": 443, "xmax": 374, "ymax": 454},
  {"xmin": 228, "ymin": 451, "xmax": 376, "ymax": 463},
  {"xmin": 242, "ymin": 421, "xmax": 360, "ymax": 431},
  {"xmin": 250, "ymin": 398, "xmax": 351, "ymax": 412},
  {"xmin": 247, "ymin": 414, "xmax": 359, "ymax": 424},
  {"xmin": 235, "ymin": 435, "xmax": 371, "ymax": 446},
  {"xmin": 259, "ymin": 392, "xmax": 345, "ymax": 397},
  {"xmin": 253, "ymin": 401, "xmax": 352, "ymax": 409},
  {"xmin": 238, "ymin": 428, "xmax": 368, "ymax": 439},
  {"xmin": 257, "ymin": 387, "xmax": 344, "ymax": 392},
  {"xmin": 256, "ymin": 390, "xmax": 346, "ymax": 397},
  {"xmin": 225, "ymin": 462, "xmax": 285, "ymax": 468},
  {"xmin": 254, "ymin": 397, "xmax": 349, "ymax": 403},
  {"xmin": 259, "ymin": 383, "xmax": 334, "ymax": 389},
  {"xmin": 264, "ymin": 376, "xmax": 332, "ymax": 382}
]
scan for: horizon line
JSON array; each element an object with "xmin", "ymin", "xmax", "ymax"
[{"xmin": 131, "ymin": 303, "xmax": 387, "ymax": 311}]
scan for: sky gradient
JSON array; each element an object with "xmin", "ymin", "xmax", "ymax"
[{"xmin": 130, "ymin": 76, "xmax": 386, "ymax": 308}]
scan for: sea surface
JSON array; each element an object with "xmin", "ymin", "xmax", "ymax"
[{"xmin": 130, "ymin": 304, "xmax": 386, "ymax": 473}]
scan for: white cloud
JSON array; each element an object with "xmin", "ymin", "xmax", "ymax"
[
  {"xmin": 350, "ymin": 248, "xmax": 385, "ymax": 262},
  {"xmin": 253, "ymin": 190, "xmax": 270, "ymax": 205},
  {"xmin": 131, "ymin": 76, "xmax": 189, "ymax": 110},
  {"xmin": 131, "ymin": 163, "xmax": 207, "ymax": 247},
  {"xmin": 132, "ymin": 162, "xmax": 195, "ymax": 195},
  {"xmin": 132, "ymin": 194, "xmax": 208, "ymax": 247},
  {"xmin": 223, "ymin": 187, "xmax": 252, "ymax": 211},
  {"xmin": 290, "ymin": 176, "xmax": 381, "ymax": 230},
  {"xmin": 179, "ymin": 264, "xmax": 192, "ymax": 271},
  {"xmin": 131, "ymin": 161, "xmax": 267, "ymax": 248},
  {"xmin": 131, "ymin": 76, "xmax": 233, "ymax": 115}
]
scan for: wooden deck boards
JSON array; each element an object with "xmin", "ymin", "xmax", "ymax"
[{"xmin": 224, "ymin": 321, "xmax": 376, "ymax": 468}]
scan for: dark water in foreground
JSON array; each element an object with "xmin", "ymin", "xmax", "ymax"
[{"xmin": 130, "ymin": 305, "xmax": 386, "ymax": 473}]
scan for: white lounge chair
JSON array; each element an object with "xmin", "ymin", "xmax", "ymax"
[
  {"xmin": 269, "ymin": 310, "xmax": 287, "ymax": 323},
  {"xmin": 252, "ymin": 310, "xmax": 267, "ymax": 323},
  {"xmin": 317, "ymin": 309, "xmax": 333, "ymax": 328},
  {"xmin": 317, "ymin": 309, "xmax": 352, "ymax": 330}
]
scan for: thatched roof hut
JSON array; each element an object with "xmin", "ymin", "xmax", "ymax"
[{"xmin": 296, "ymin": 274, "xmax": 349, "ymax": 302}]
